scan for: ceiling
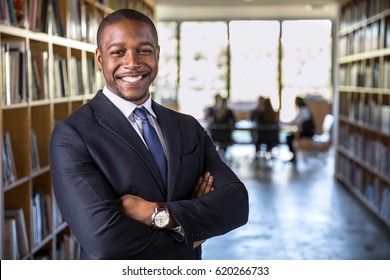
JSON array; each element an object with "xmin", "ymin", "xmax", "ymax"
[
  {"xmin": 154, "ymin": 0, "xmax": 340, "ymax": 21},
  {"xmin": 154, "ymin": 0, "xmax": 339, "ymax": 6}
]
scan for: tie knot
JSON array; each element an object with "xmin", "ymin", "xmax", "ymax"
[{"xmin": 134, "ymin": 107, "xmax": 149, "ymax": 121}]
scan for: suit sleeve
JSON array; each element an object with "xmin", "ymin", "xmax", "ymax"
[
  {"xmin": 166, "ymin": 124, "xmax": 249, "ymax": 244},
  {"xmin": 49, "ymin": 121, "xmax": 192, "ymax": 259}
]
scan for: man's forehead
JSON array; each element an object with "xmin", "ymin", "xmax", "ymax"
[{"xmin": 103, "ymin": 20, "xmax": 155, "ymax": 37}]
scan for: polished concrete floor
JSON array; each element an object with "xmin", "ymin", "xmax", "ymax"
[{"xmin": 202, "ymin": 144, "xmax": 390, "ymax": 260}]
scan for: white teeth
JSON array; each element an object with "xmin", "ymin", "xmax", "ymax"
[{"xmin": 122, "ymin": 75, "xmax": 142, "ymax": 82}]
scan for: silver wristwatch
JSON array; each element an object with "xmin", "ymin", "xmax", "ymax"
[{"xmin": 151, "ymin": 202, "xmax": 170, "ymax": 229}]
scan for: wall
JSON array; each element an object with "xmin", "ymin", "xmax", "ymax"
[{"xmin": 155, "ymin": 3, "xmax": 339, "ymax": 21}]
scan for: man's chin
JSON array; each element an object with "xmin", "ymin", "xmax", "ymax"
[{"xmin": 117, "ymin": 89, "xmax": 150, "ymax": 104}]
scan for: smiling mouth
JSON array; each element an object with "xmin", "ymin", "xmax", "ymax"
[{"xmin": 120, "ymin": 75, "xmax": 143, "ymax": 83}]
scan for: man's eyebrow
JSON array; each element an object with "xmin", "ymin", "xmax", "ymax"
[
  {"xmin": 106, "ymin": 41, "xmax": 156, "ymax": 50},
  {"xmin": 138, "ymin": 41, "xmax": 156, "ymax": 48},
  {"xmin": 106, "ymin": 42, "xmax": 125, "ymax": 50}
]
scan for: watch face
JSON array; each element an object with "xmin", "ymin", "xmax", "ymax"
[{"xmin": 154, "ymin": 211, "xmax": 169, "ymax": 228}]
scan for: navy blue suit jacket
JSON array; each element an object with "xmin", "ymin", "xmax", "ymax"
[{"xmin": 49, "ymin": 91, "xmax": 249, "ymax": 259}]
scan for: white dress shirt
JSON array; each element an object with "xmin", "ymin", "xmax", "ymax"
[{"xmin": 102, "ymin": 86, "xmax": 167, "ymax": 156}]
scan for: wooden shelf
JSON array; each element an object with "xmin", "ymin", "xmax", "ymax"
[
  {"xmin": 0, "ymin": 0, "xmax": 155, "ymax": 260},
  {"xmin": 336, "ymin": 0, "xmax": 390, "ymax": 227}
]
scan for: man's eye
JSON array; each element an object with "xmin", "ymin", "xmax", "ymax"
[
  {"xmin": 111, "ymin": 50, "xmax": 124, "ymax": 55},
  {"xmin": 139, "ymin": 49, "xmax": 152, "ymax": 54}
]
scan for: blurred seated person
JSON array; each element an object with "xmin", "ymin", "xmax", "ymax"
[
  {"xmin": 205, "ymin": 95, "xmax": 236, "ymax": 154},
  {"xmin": 283, "ymin": 96, "xmax": 316, "ymax": 163},
  {"xmin": 250, "ymin": 96, "xmax": 279, "ymax": 155}
]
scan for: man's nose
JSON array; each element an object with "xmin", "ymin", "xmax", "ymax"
[{"xmin": 123, "ymin": 51, "xmax": 140, "ymax": 68}]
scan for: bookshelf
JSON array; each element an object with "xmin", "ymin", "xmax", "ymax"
[
  {"xmin": 0, "ymin": 0, "xmax": 154, "ymax": 260},
  {"xmin": 336, "ymin": 0, "xmax": 390, "ymax": 227}
]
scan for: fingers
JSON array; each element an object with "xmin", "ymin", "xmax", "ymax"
[
  {"xmin": 119, "ymin": 195, "xmax": 155, "ymax": 226},
  {"xmin": 193, "ymin": 240, "xmax": 206, "ymax": 249},
  {"xmin": 119, "ymin": 194, "xmax": 143, "ymax": 214},
  {"xmin": 192, "ymin": 176, "xmax": 203, "ymax": 196},
  {"xmin": 119, "ymin": 194, "xmax": 131, "ymax": 202},
  {"xmin": 192, "ymin": 171, "xmax": 214, "ymax": 198},
  {"xmin": 205, "ymin": 173, "xmax": 214, "ymax": 193}
]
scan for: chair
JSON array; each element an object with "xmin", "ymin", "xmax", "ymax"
[
  {"xmin": 295, "ymin": 113, "xmax": 334, "ymax": 162},
  {"xmin": 312, "ymin": 114, "xmax": 334, "ymax": 150},
  {"xmin": 253, "ymin": 124, "xmax": 280, "ymax": 162},
  {"xmin": 207, "ymin": 123, "xmax": 235, "ymax": 156}
]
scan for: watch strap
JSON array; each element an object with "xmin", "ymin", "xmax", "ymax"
[{"xmin": 155, "ymin": 202, "xmax": 166, "ymax": 211}]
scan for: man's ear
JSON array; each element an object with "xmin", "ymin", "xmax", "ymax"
[
  {"xmin": 95, "ymin": 48, "xmax": 103, "ymax": 71},
  {"xmin": 156, "ymin": 45, "xmax": 160, "ymax": 61}
]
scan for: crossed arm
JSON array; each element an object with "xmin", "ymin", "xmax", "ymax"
[{"xmin": 120, "ymin": 171, "xmax": 214, "ymax": 248}]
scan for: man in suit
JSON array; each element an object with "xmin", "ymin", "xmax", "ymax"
[{"xmin": 49, "ymin": 9, "xmax": 249, "ymax": 260}]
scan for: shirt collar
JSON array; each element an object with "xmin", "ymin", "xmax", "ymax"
[{"xmin": 102, "ymin": 86, "xmax": 156, "ymax": 118}]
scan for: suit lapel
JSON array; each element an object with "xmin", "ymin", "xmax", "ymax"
[
  {"xmin": 152, "ymin": 102, "xmax": 181, "ymax": 201},
  {"xmin": 91, "ymin": 91, "xmax": 167, "ymax": 197}
]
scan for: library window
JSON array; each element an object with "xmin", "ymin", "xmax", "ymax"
[
  {"xmin": 178, "ymin": 21, "xmax": 228, "ymax": 117},
  {"xmin": 155, "ymin": 21, "xmax": 179, "ymax": 102},
  {"xmin": 229, "ymin": 20, "xmax": 280, "ymax": 109},
  {"xmin": 155, "ymin": 19, "xmax": 333, "ymax": 120},
  {"xmin": 280, "ymin": 20, "xmax": 333, "ymax": 122}
]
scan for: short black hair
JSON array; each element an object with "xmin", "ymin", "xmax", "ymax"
[{"xmin": 96, "ymin": 9, "xmax": 158, "ymax": 50}]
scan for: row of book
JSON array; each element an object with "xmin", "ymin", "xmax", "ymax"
[
  {"xmin": 1, "ymin": 39, "xmax": 99, "ymax": 104},
  {"xmin": 32, "ymin": 189, "xmax": 66, "ymax": 247},
  {"xmin": 0, "ymin": 0, "xmax": 28, "ymax": 28},
  {"xmin": 32, "ymin": 190, "xmax": 51, "ymax": 245},
  {"xmin": 56, "ymin": 234, "xmax": 79, "ymax": 260},
  {"xmin": 52, "ymin": 54, "xmax": 97, "ymax": 98},
  {"xmin": 1, "ymin": 0, "xmax": 153, "ymax": 43},
  {"xmin": 338, "ymin": 21, "xmax": 382, "ymax": 57},
  {"xmin": 52, "ymin": 54, "xmax": 69, "ymax": 99},
  {"xmin": 0, "ymin": 0, "xmax": 92, "ymax": 40},
  {"xmin": 1, "ymin": 41, "xmax": 46, "ymax": 105},
  {"xmin": 2, "ymin": 129, "xmax": 41, "ymax": 186},
  {"xmin": 54, "ymin": 54, "xmax": 99, "ymax": 97},
  {"xmin": 2, "ymin": 132, "xmax": 17, "ymax": 185},
  {"xmin": 339, "ymin": 59, "xmax": 390, "ymax": 89},
  {"xmin": 33, "ymin": 232, "xmax": 78, "ymax": 260},
  {"xmin": 0, "ymin": 0, "xmax": 50, "ymax": 32},
  {"xmin": 66, "ymin": 0, "xmax": 155, "ymax": 42},
  {"xmin": 363, "ymin": 179, "xmax": 390, "ymax": 220},
  {"xmin": 4, "ymin": 208, "xmax": 29, "ymax": 259},
  {"xmin": 70, "ymin": 0, "xmax": 154, "ymax": 43},
  {"xmin": 340, "ymin": 98, "xmax": 390, "ymax": 133},
  {"xmin": 380, "ymin": 188, "xmax": 390, "ymax": 220},
  {"xmin": 338, "ymin": 125, "xmax": 390, "ymax": 178},
  {"xmin": 0, "ymin": 41, "xmax": 28, "ymax": 105},
  {"xmin": 80, "ymin": 3, "xmax": 100, "ymax": 45},
  {"xmin": 337, "ymin": 155, "xmax": 390, "ymax": 220},
  {"xmin": 362, "ymin": 175, "xmax": 390, "ymax": 221},
  {"xmin": 97, "ymin": 0, "xmax": 154, "ymax": 18},
  {"xmin": 340, "ymin": 0, "xmax": 390, "ymax": 30},
  {"xmin": 30, "ymin": 128, "xmax": 40, "ymax": 171},
  {"xmin": 31, "ymin": 51, "xmax": 49, "ymax": 101},
  {"xmin": 4, "ymin": 197, "xmax": 66, "ymax": 259},
  {"xmin": 387, "ymin": 18, "xmax": 390, "ymax": 49},
  {"xmin": 385, "ymin": 59, "xmax": 390, "ymax": 89}
]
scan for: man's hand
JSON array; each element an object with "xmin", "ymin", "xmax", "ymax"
[
  {"xmin": 192, "ymin": 171, "xmax": 214, "ymax": 198},
  {"xmin": 119, "ymin": 171, "xmax": 214, "ymax": 248},
  {"xmin": 119, "ymin": 194, "xmax": 155, "ymax": 226},
  {"xmin": 192, "ymin": 171, "xmax": 214, "ymax": 248}
]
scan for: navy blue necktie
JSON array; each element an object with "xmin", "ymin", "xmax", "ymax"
[{"xmin": 134, "ymin": 107, "xmax": 167, "ymax": 185}]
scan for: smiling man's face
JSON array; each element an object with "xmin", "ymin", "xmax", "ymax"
[{"xmin": 96, "ymin": 19, "xmax": 160, "ymax": 104}]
